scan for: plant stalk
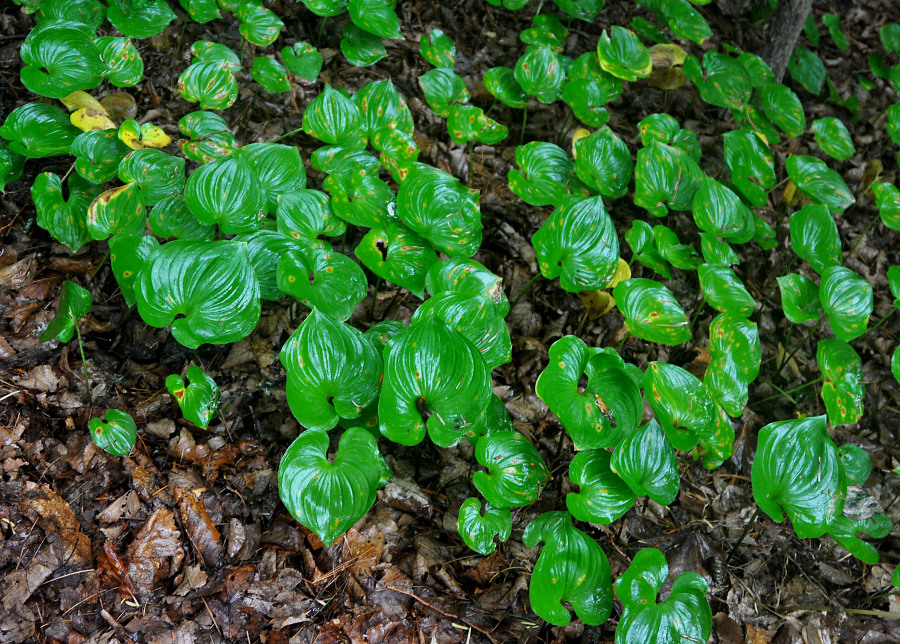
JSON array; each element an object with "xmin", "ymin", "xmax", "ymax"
[
  {"xmin": 510, "ymin": 273, "xmax": 541, "ymax": 310},
  {"xmin": 726, "ymin": 507, "xmax": 760, "ymax": 564}
]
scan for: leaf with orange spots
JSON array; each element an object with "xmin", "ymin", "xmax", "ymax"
[
  {"xmin": 277, "ymin": 245, "xmax": 367, "ymax": 320},
  {"xmin": 166, "ymin": 366, "xmax": 219, "ymax": 429},
  {"xmin": 32, "ymin": 171, "xmax": 102, "ymax": 252},
  {"xmin": 817, "ymin": 338, "xmax": 864, "ymax": 426},
  {"xmin": 457, "ymin": 497, "xmax": 511, "ymax": 556},
  {"xmin": 473, "ymin": 431, "xmax": 549, "ymax": 507},
  {"xmin": 71, "ymin": 129, "xmax": 131, "ymax": 184},
  {"xmin": 698, "ymin": 264, "xmax": 756, "ymax": 318},
  {"xmin": 611, "ymin": 420, "xmax": 679, "ymax": 505},
  {"xmin": 89, "ymin": 409, "xmax": 137, "ymax": 457},
  {"xmin": 614, "ymin": 278, "xmax": 691, "ymax": 345},
  {"xmin": 596, "ymin": 26, "xmax": 652, "ymax": 81},
  {"xmin": 820, "ymin": 265, "xmax": 872, "ymax": 341},
  {"xmin": 109, "ymin": 233, "xmax": 159, "ymax": 307},
  {"xmin": 642, "ymin": 361, "xmax": 716, "ymax": 450},
  {"xmin": 357, "ymin": 222, "xmax": 437, "ymax": 299},
  {"xmin": 86, "ymin": 182, "xmax": 145, "ymax": 240}
]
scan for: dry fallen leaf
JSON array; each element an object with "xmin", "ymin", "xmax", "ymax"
[{"xmin": 125, "ymin": 508, "xmax": 185, "ymax": 599}]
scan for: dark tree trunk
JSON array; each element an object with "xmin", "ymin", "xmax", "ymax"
[{"xmin": 758, "ymin": 0, "xmax": 815, "ymax": 83}]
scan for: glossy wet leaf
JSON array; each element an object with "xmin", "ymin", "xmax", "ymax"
[
  {"xmin": 839, "ymin": 445, "xmax": 871, "ymax": 486},
  {"xmin": 820, "ymin": 266, "xmax": 872, "ymax": 341},
  {"xmin": 0, "ymin": 103, "xmax": 80, "ymax": 158},
  {"xmin": 698, "ymin": 264, "xmax": 755, "ymax": 318},
  {"xmin": 232, "ymin": 229, "xmax": 308, "ymax": 301},
  {"xmin": 420, "ymin": 28, "xmax": 455, "ymax": 68},
  {"xmin": 178, "ymin": 111, "xmax": 237, "ymax": 164},
  {"xmin": 250, "ymin": 57, "xmax": 290, "ymax": 93},
  {"xmin": 118, "ymin": 149, "xmax": 184, "ymax": 207},
  {"xmin": 611, "ymin": 420, "xmax": 679, "ymax": 505},
  {"xmin": 70, "ymin": 129, "xmax": 129, "ymax": 184},
  {"xmin": 86, "ymin": 182, "xmax": 145, "ymax": 240},
  {"xmin": 708, "ymin": 313, "xmax": 760, "ymax": 384},
  {"xmin": 508, "ymin": 141, "xmax": 580, "ymax": 207},
  {"xmin": 135, "ymin": 240, "xmax": 261, "ymax": 348},
  {"xmin": 299, "ymin": 0, "xmax": 347, "ymax": 17},
  {"xmin": 277, "ymin": 246, "xmax": 367, "ymax": 320},
  {"xmin": 396, "ymin": 163, "xmax": 481, "ymax": 257},
  {"xmin": 178, "ymin": 61, "xmax": 239, "ymax": 111},
  {"xmin": 722, "ymin": 129, "xmax": 775, "ymax": 208},
  {"xmin": 562, "ymin": 78, "xmax": 612, "ymax": 127},
  {"xmin": 89, "ymin": 409, "xmax": 137, "ymax": 457},
  {"xmin": 107, "ymin": 0, "xmax": 175, "ymax": 38},
  {"xmin": 97, "ymin": 36, "xmax": 144, "ymax": 87},
  {"xmin": 650, "ymin": 0, "xmax": 710, "ymax": 44},
  {"xmin": 118, "ymin": 119, "xmax": 171, "ymax": 151},
  {"xmin": 872, "ymin": 181, "xmax": 900, "ymax": 230},
  {"xmin": 633, "ymin": 142, "xmax": 704, "ymax": 218},
  {"xmin": 40, "ymin": 280, "xmax": 92, "ymax": 343},
  {"xmin": 533, "ymin": 196, "xmax": 619, "ymax": 293},
  {"xmin": 242, "ymin": 143, "xmax": 306, "ymax": 214},
  {"xmin": 282, "ymin": 41, "xmax": 322, "ymax": 81},
  {"xmin": 419, "ymin": 68, "xmax": 469, "ymax": 117},
  {"xmin": 0, "ymin": 141, "xmax": 24, "ymax": 192},
  {"xmin": 277, "ymin": 189, "xmax": 345, "ymax": 242},
  {"xmin": 303, "ymin": 84, "xmax": 366, "ymax": 147},
  {"xmin": 425, "ymin": 258, "xmax": 509, "ymax": 316},
  {"xmin": 566, "ymin": 450, "xmax": 636, "ymax": 525},
  {"xmin": 788, "ymin": 46, "xmax": 826, "ymax": 95},
  {"xmin": 354, "ymin": 79, "xmax": 414, "ymax": 139},
  {"xmin": 810, "ymin": 117, "xmax": 855, "ymax": 161},
  {"xmin": 466, "ymin": 393, "xmax": 516, "ymax": 441},
  {"xmin": 109, "ymin": 233, "xmax": 159, "ymax": 307},
  {"xmin": 760, "ymin": 84, "xmax": 806, "ymax": 138},
  {"xmin": 356, "ymin": 222, "xmax": 437, "ymax": 299},
  {"xmin": 889, "ymin": 266, "xmax": 900, "ymax": 308},
  {"xmin": 638, "ymin": 113, "xmax": 679, "ymax": 146},
  {"xmin": 827, "ymin": 514, "xmax": 890, "ymax": 564},
  {"xmin": 473, "ymin": 431, "xmax": 549, "ymax": 507},
  {"xmin": 191, "ymin": 41, "xmax": 240, "ymax": 69},
  {"xmin": 614, "ymin": 279, "xmax": 691, "ymax": 346},
  {"xmin": 149, "ymin": 194, "xmax": 215, "ymax": 241},
  {"xmin": 37, "ymin": 0, "xmax": 106, "ymax": 27},
  {"xmin": 817, "ymin": 339, "xmax": 864, "ymax": 426},
  {"xmin": 777, "ymin": 273, "xmax": 823, "ymax": 323},
  {"xmin": 166, "ymin": 366, "xmax": 219, "ymax": 429},
  {"xmin": 515, "ymin": 45, "xmax": 565, "ymax": 103},
  {"xmin": 179, "ymin": 0, "xmax": 221, "ymax": 22},
  {"xmin": 789, "ymin": 204, "xmax": 841, "ymax": 273},
  {"xmin": 280, "ymin": 309, "xmax": 382, "ymax": 431},
  {"xmin": 523, "ymin": 511, "xmax": 613, "ymax": 627},
  {"xmin": 184, "ymin": 155, "xmax": 265, "ymax": 234},
  {"xmin": 692, "ymin": 178, "xmax": 755, "ymax": 243},
  {"xmin": 573, "ymin": 127, "xmax": 633, "ymax": 199},
  {"xmin": 447, "ymin": 104, "xmax": 508, "ymax": 145},
  {"xmin": 625, "ymin": 220, "xmax": 670, "ymax": 278},
  {"xmin": 786, "ymin": 155, "xmax": 855, "ymax": 214},
  {"xmin": 340, "ymin": 23, "xmax": 387, "ymax": 67},
  {"xmin": 653, "ymin": 225, "xmax": 700, "ymax": 270},
  {"xmin": 683, "ymin": 51, "xmax": 751, "ymax": 110},
  {"xmin": 699, "ymin": 233, "xmax": 739, "ymax": 266},
  {"xmin": 373, "ymin": 128, "xmax": 419, "ymax": 181},
  {"xmin": 457, "ymin": 498, "xmax": 511, "ymax": 556},
  {"xmin": 324, "ymin": 171, "xmax": 394, "ymax": 228},
  {"xmin": 279, "ymin": 427, "xmax": 389, "ymax": 545},
  {"xmin": 596, "ymin": 26, "xmax": 652, "ymax": 81},
  {"xmin": 882, "ymin": 24, "xmax": 900, "ymax": 54},
  {"xmin": 20, "ymin": 21, "xmax": 105, "ymax": 99},
  {"xmin": 752, "ymin": 415, "xmax": 845, "ymax": 538},
  {"xmin": 642, "ymin": 361, "xmax": 716, "ymax": 450},
  {"xmin": 483, "ymin": 66, "xmax": 527, "ymax": 109},
  {"xmin": 614, "ymin": 548, "xmax": 712, "ymax": 644},
  {"xmin": 237, "ymin": 2, "xmax": 284, "ymax": 46},
  {"xmin": 379, "ymin": 316, "xmax": 491, "ymax": 447},
  {"xmin": 32, "ymin": 172, "xmax": 101, "ymax": 252}
]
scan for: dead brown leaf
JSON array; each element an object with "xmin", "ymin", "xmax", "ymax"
[
  {"xmin": 125, "ymin": 508, "xmax": 185, "ymax": 599},
  {"xmin": 175, "ymin": 487, "xmax": 223, "ymax": 568}
]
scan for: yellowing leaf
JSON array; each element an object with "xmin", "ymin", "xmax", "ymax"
[
  {"xmin": 61, "ymin": 90, "xmax": 109, "ymax": 115},
  {"xmin": 578, "ymin": 289, "xmax": 615, "ymax": 319},
  {"xmin": 118, "ymin": 119, "xmax": 172, "ymax": 150},
  {"xmin": 571, "ymin": 128, "xmax": 591, "ymax": 158},
  {"xmin": 71, "ymin": 108, "xmax": 116, "ymax": 132},
  {"xmin": 608, "ymin": 257, "xmax": 631, "ymax": 288},
  {"xmin": 650, "ymin": 43, "xmax": 687, "ymax": 68}
]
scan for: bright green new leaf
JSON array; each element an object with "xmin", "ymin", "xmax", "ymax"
[
  {"xmin": 96, "ymin": 36, "xmax": 144, "ymax": 87},
  {"xmin": 457, "ymin": 498, "xmax": 512, "ymax": 556},
  {"xmin": 237, "ymin": 1, "xmax": 284, "ymax": 46},
  {"xmin": 752, "ymin": 415, "xmax": 845, "ymax": 538},
  {"xmin": 179, "ymin": 0, "xmax": 221, "ymax": 22},
  {"xmin": 683, "ymin": 51, "xmax": 752, "ymax": 110},
  {"xmin": 356, "ymin": 222, "xmax": 437, "ymax": 299},
  {"xmin": 643, "ymin": 361, "xmax": 716, "ymax": 450},
  {"xmin": 0, "ymin": 141, "xmax": 24, "ymax": 192},
  {"xmin": 820, "ymin": 266, "xmax": 872, "ymax": 341},
  {"xmin": 277, "ymin": 246, "xmax": 367, "ymax": 320},
  {"xmin": 135, "ymin": 240, "xmax": 261, "ymax": 348},
  {"xmin": 109, "ymin": 233, "xmax": 159, "ymax": 306},
  {"xmin": 614, "ymin": 548, "xmax": 712, "ymax": 644},
  {"xmin": 149, "ymin": 194, "xmax": 215, "ymax": 241},
  {"xmin": 119, "ymin": 149, "xmax": 185, "ymax": 206},
  {"xmin": 277, "ymin": 189, "xmax": 345, "ymax": 241},
  {"xmin": 354, "ymin": 79, "xmax": 414, "ymax": 139},
  {"xmin": 282, "ymin": 42, "xmax": 323, "ymax": 81},
  {"xmin": 839, "ymin": 445, "xmax": 871, "ymax": 485},
  {"xmin": 614, "ymin": 279, "xmax": 691, "ymax": 345},
  {"xmin": 166, "ymin": 366, "xmax": 219, "ymax": 429},
  {"xmin": 348, "ymin": 0, "xmax": 401, "ymax": 38},
  {"xmin": 817, "ymin": 338, "xmax": 864, "ymax": 426},
  {"xmin": 704, "ymin": 356, "xmax": 749, "ymax": 418},
  {"xmin": 37, "ymin": 0, "xmax": 105, "ymax": 27},
  {"xmin": 464, "ymin": 393, "xmax": 516, "ymax": 441},
  {"xmin": 532, "ymin": 196, "xmax": 619, "ymax": 293},
  {"xmin": 523, "ymin": 511, "xmax": 613, "ymax": 627},
  {"xmin": 71, "ymin": 129, "xmax": 130, "ymax": 184},
  {"xmin": 827, "ymin": 514, "xmax": 891, "ymax": 564},
  {"xmin": 178, "ymin": 61, "xmax": 239, "ymax": 111},
  {"xmin": 0, "ymin": 103, "xmax": 80, "ymax": 158},
  {"xmin": 86, "ymin": 182, "xmax": 145, "ymax": 240},
  {"xmin": 235, "ymin": 229, "xmax": 311, "ymax": 301},
  {"xmin": 178, "ymin": 111, "xmax": 237, "ymax": 164},
  {"xmin": 789, "ymin": 204, "xmax": 841, "ymax": 273},
  {"xmin": 89, "ymin": 409, "xmax": 137, "ymax": 457},
  {"xmin": 611, "ymin": 420, "xmax": 679, "ymax": 505},
  {"xmin": 483, "ymin": 66, "xmax": 527, "ymax": 109},
  {"xmin": 698, "ymin": 264, "xmax": 756, "ymax": 318},
  {"xmin": 760, "ymin": 84, "xmax": 807, "ymax": 138},
  {"xmin": 633, "ymin": 142, "xmax": 704, "ymax": 218},
  {"xmin": 638, "ymin": 113, "xmax": 679, "ymax": 146},
  {"xmin": 699, "ymin": 233, "xmax": 739, "ymax": 266},
  {"xmin": 625, "ymin": 220, "xmax": 670, "ymax": 278},
  {"xmin": 777, "ymin": 273, "xmax": 822, "ymax": 323},
  {"xmin": 508, "ymin": 141, "xmax": 580, "ymax": 207},
  {"xmin": 281, "ymin": 309, "xmax": 382, "ymax": 431},
  {"xmin": 303, "ymin": 84, "xmax": 366, "ymax": 147},
  {"xmin": 515, "ymin": 45, "xmax": 566, "ymax": 103},
  {"xmin": 340, "ymin": 23, "xmax": 387, "ymax": 67},
  {"xmin": 473, "ymin": 431, "xmax": 550, "ymax": 507},
  {"xmin": 653, "ymin": 225, "xmax": 701, "ymax": 270},
  {"xmin": 184, "ymin": 155, "xmax": 265, "ymax": 234},
  {"xmin": 242, "ymin": 143, "xmax": 306, "ymax": 214},
  {"xmin": 421, "ymin": 29, "xmax": 455, "ymax": 68},
  {"xmin": 811, "ymin": 117, "xmax": 855, "ymax": 161},
  {"xmin": 692, "ymin": 178, "xmax": 755, "ymax": 243},
  {"xmin": 889, "ymin": 265, "xmax": 900, "ymax": 308},
  {"xmin": 573, "ymin": 127, "xmax": 633, "ymax": 199},
  {"xmin": 32, "ymin": 172, "xmax": 101, "ymax": 252},
  {"xmin": 190, "ymin": 41, "xmax": 241, "ymax": 69},
  {"xmin": 425, "ymin": 258, "xmax": 509, "ymax": 316},
  {"xmin": 596, "ymin": 26, "xmax": 652, "ymax": 81},
  {"xmin": 566, "ymin": 449, "xmax": 637, "ymax": 524},
  {"xmin": 419, "ymin": 68, "xmax": 469, "ymax": 117},
  {"xmin": 40, "ymin": 280, "xmax": 92, "ymax": 343},
  {"xmin": 379, "ymin": 316, "xmax": 491, "ymax": 447},
  {"xmin": 822, "ymin": 13, "xmax": 848, "ymax": 50},
  {"xmin": 788, "ymin": 47, "xmax": 826, "ymax": 95},
  {"xmin": 20, "ymin": 21, "xmax": 105, "ymax": 99},
  {"xmin": 278, "ymin": 427, "xmax": 390, "ymax": 545},
  {"xmin": 872, "ymin": 182, "xmax": 900, "ymax": 230},
  {"xmin": 722, "ymin": 129, "xmax": 775, "ymax": 208},
  {"xmin": 251, "ymin": 57, "xmax": 291, "ymax": 93},
  {"xmin": 882, "ymin": 24, "xmax": 900, "ymax": 54},
  {"xmin": 786, "ymin": 155, "xmax": 855, "ymax": 214},
  {"xmin": 107, "ymin": 0, "xmax": 175, "ymax": 38},
  {"xmin": 299, "ymin": 0, "xmax": 347, "ymax": 17}
]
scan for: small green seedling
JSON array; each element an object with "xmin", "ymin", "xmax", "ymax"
[
  {"xmin": 89, "ymin": 409, "xmax": 138, "ymax": 457},
  {"xmin": 166, "ymin": 366, "xmax": 220, "ymax": 429}
]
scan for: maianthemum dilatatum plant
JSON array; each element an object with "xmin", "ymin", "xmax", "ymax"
[{"xmin": 6, "ymin": 0, "xmax": 900, "ymax": 636}]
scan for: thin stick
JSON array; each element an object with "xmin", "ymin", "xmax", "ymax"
[
  {"xmin": 74, "ymin": 315, "xmax": 92, "ymax": 408},
  {"xmin": 384, "ymin": 585, "xmax": 500, "ymax": 644},
  {"xmin": 773, "ymin": 315, "xmax": 824, "ymax": 380},
  {"xmin": 849, "ymin": 216, "xmax": 879, "ymax": 256},
  {"xmin": 756, "ymin": 376, "xmax": 823, "ymax": 404},
  {"xmin": 726, "ymin": 507, "xmax": 760, "ymax": 564},
  {"xmin": 862, "ymin": 309, "xmax": 896, "ymax": 339},
  {"xmin": 510, "ymin": 273, "xmax": 540, "ymax": 311}
]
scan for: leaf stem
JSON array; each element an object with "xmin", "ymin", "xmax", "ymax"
[
  {"xmin": 272, "ymin": 126, "xmax": 305, "ymax": 143},
  {"xmin": 74, "ymin": 314, "xmax": 92, "ymax": 409},
  {"xmin": 849, "ymin": 215, "xmax": 879, "ymax": 256},
  {"xmin": 726, "ymin": 506, "xmax": 760, "ymax": 564},
  {"xmin": 520, "ymin": 104, "xmax": 528, "ymax": 146},
  {"xmin": 617, "ymin": 331, "xmax": 630, "ymax": 354},
  {"xmin": 861, "ymin": 308, "xmax": 896, "ymax": 339},
  {"xmin": 510, "ymin": 273, "xmax": 541, "ymax": 310},
  {"xmin": 756, "ymin": 376, "xmax": 823, "ymax": 404},
  {"xmin": 773, "ymin": 315, "xmax": 825, "ymax": 380}
]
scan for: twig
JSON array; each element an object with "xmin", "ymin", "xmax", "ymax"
[
  {"xmin": 726, "ymin": 507, "xmax": 760, "ymax": 564},
  {"xmin": 384, "ymin": 585, "xmax": 500, "ymax": 644}
]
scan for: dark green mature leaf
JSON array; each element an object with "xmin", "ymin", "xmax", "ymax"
[
  {"xmin": 532, "ymin": 196, "xmax": 619, "ymax": 293},
  {"xmin": 119, "ymin": 149, "xmax": 185, "ymax": 207},
  {"xmin": 237, "ymin": 1, "xmax": 284, "ymax": 46},
  {"xmin": 178, "ymin": 111, "xmax": 237, "ymax": 164},
  {"xmin": 282, "ymin": 41, "xmax": 322, "ymax": 81},
  {"xmin": 89, "ymin": 409, "xmax": 137, "ymax": 457},
  {"xmin": 614, "ymin": 279, "xmax": 691, "ymax": 345},
  {"xmin": 277, "ymin": 189, "xmax": 345, "ymax": 241},
  {"xmin": 242, "ymin": 143, "xmax": 306, "ymax": 214},
  {"xmin": 178, "ymin": 61, "xmax": 239, "ymax": 111},
  {"xmin": 277, "ymin": 246, "xmax": 367, "ymax": 320},
  {"xmin": 280, "ymin": 309, "xmax": 382, "ymax": 431},
  {"xmin": 723, "ymin": 129, "xmax": 775, "ymax": 208},
  {"xmin": 71, "ymin": 129, "xmax": 130, "ymax": 184},
  {"xmin": 630, "ymin": 16, "xmax": 668, "ymax": 43},
  {"xmin": 872, "ymin": 181, "xmax": 900, "ymax": 230},
  {"xmin": 817, "ymin": 338, "xmax": 864, "ymax": 426},
  {"xmin": 790, "ymin": 204, "xmax": 841, "ymax": 273},
  {"xmin": 473, "ymin": 431, "xmax": 550, "ymax": 507},
  {"xmin": 786, "ymin": 155, "xmax": 855, "ymax": 214},
  {"xmin": 135, "ymin": 240, "xmax": 261, "ymax": 348},
  {"xmin": 37, "ymin": 0, "xmax": 106, "ymax": 27},
  {"xmin": 820, "ymin": 266, "xmax": 872, "ymax": 341},
  {"xmin": 614, "ymin": 548, "xmax": 712, "ymax": 644},
  {"xmin": 777, "ymin": 273, "xmax": 823, "ymax": 323},
  {"xmin": 179, "ymin": 0, "xmax": 221, "ymax": 22},
  {"xmin": 150, "ymin": 194, "xmax": 215, "ymax": 241},
  {"xmin": 699, "ymin": 233, "xmax": 739, "ymax": 266},
  {"xmin": 752, "ymin": 415, "xmax": 845, "ymax": 538},
  {"xmin": 457, "ymin": 498, "xmax": 512, "ymax": 556},
  {"xmin": 515, "ymin": 45, "xmax": 566, "ymax": 103},
  {"xmin": 354, "ymin": 79, "xmax": 414, "ymax": 139},
  {"xmin": 625, "ymin": 220, "xmax": 670, "ymax": 278},
  {"xmin": 692, "ymin": 178, "xmax": 755, "ymax": 243},
  {"xmin": 698, "ymin": 264, "xmax": 756, "ymax": 318},
  {"xmin": 643, "ymin": 362, "xmax": 716, "ymax": 450},
  {"xmin": 420, "ymin": 28, "xmax": 455, "ymax": 68},
  {"xmin": 683, "ymin": 51, "xmax": 752, "ymax": 110},
  {"xmin": 652, "ymin": 225, "xmax": 701, "ymax": 270},
  {"xmin": 611, "ymin": 420, "xmax": 679, "ymax": 505},
  {"xmin": 184, "ymin": 155, "xmax": 265, "ymax": 234},
  {"xmin": 303, "ymin": 84, "xmax": 366, "ymax": 147},
  {"xmin": 341, "ymin": 24, "xmax": 387, "ymax": 67},
  {"xmin": 535, "ymin": 337, "xmax": 634, "ymax": 449},
  {"xmin": 96, "ymin": 36, "xmax": 144, "ymax": 87},
  {"xmin": 190, "ymin": 41, "xmax": 241, "ymax": 68},
  {"xmin": 508, "ymin": 141, "xmax": 580, "ymax": 207},
  {"xmin": 425, "ymin": 258, "xmax": 509, "ymax": 316},
  {"xmin": 397, "ymin": 163, "xmax": 481, "ymax": 257},
  {"xmin": 86, "ymin": 182, "xmax": 145, "ymax": 240},
  {"xmin": 788, "ymin": 47, "xmax": 826, "ymax": 95},
  {"xmin": 251, "ymin": 57, "xmax": 291, "ymax": 93},
  {"xmin": 827, "ymin": 513, "xmax": 891, "ymax": 564},
  {"xmin": 166, "ymin": 365, "xmax": 219, "ymax": 429},
  {"xmin": 109, "ymin": 233, "xmax": 159, "ymax": 306},
  {"xmin": 20, "ymin": 20, "xmax": 105, "ymax": 99},
  {"xmin": 633, "ymin": 142, "xmax": 704, "ymax": 218},
  {"xmin": 0, "ymin": 141, "xmax": 24, "ymax": 192},
  {"xmin": 40, "ymin": 280, "xmax": 92, "ymax": 343},
  {"xmin": 888, "ymin": 103, "xmax": 900, "ymax": 146},
  {"xmin": 279, "ymin": 427, "xmax": 390, "ymax": 545},
  {"xmin": 596, "ymin": 26, "xmax": 652, "ymax": 81},
  {"xmin": 573, "ymin": 127, "xmax": 633, "ymax": 199},
  {"xmin": 419, "ymin": 68, "xmax": 469, "ymax": 117},
  {"xmin": 811, "ymin": 117, "xmax": 855, "ymax": 161},
  {"xmin": 356, "ymin": 222, "xmax": 437, "ymax": 299},
  {"xmin": 348, "ymin": 0, "xmax": 401, "ymax": 38},
  {"xmin": 566, "ymin": 449, "xmax": 636, "ymax": 524},
  {"xmin": 379, "ymin": 316, "xmax": 491, "ymax": 447},
  {"xmin": 232, "ymin": 229, "xmax": 308, "ymax": 301},
  {"xmin": 107, "ymin": 0, "xmax": 175, "ymax": 38},
  {"xmin": 760, "ymin": 84, "xmax": 807, "ymax": 137},
  {"xmin": 523, "ymin": 512, "xmax": 613, "ymax": 627},
  {"xmin": 0, "ymin": 103, "xmax": 80, "ymax": 158},
  {"xmin": 32, "ymin": 172, "xmax": 101, "ymax": 252},
  {"xmin": 483, "ymin": 67, "xmax": 527, "ymax": 109}
]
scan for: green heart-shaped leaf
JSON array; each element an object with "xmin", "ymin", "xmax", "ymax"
[
  {"xmin": 683, "ymin": 51, "xmax": 751, "ymax": 110},
  {"xmin": 483, "ymin": 66, "xmax": 527, "ymax": 109},
  {"xmin": 752, "ymin": 415, "xmax": 845, "ymax": 538},
  {"xmin": 340, "ymin": 23, "xmax": 387, "ymax": 67},
  {"xmin": 643, "ymin": 362, "xmax": 715, "ymax": 450},
  {"xmin": 694, "ymin": 403, "xmax": 735, "ymax": 469},
  {"xmin": 379, "ymin": 316, "xmax": 491, "ymax": 447},
  {"xmin": 0, "ymin": 103, "xmax": 80, "ymax": 158},
  {"xmin": 817, "ymin": 338, "xmax": 864, "ymax": 426},
  {"xmin": 242, "ymin": 143, "xmax": 306, "ymax": 214},
  {"xmin": 71, "ymin": 129, "xmax": 130, "ymax": 184},
  {"xmin": 277, "ymin": 246, "xmax": 367, "ymax": 320},
  {"xmin": 533, "ymin": 196, "xmax": 619, "ymax": 293},
  {"xmin": 32, "ymin": 172, "xmax": 101, "ymax": 252},
  {"xmin": 820, "ymin": 266, "xmax": 872, "ymax": 341},
  {"xmin": 827, "ymin": 514, "xmax": 891, "ymax": 564},
  {"xmin": 234, "ymin": 229, "xmax": 310, "ymax": 301},
  {"xmin": 889, "ymin": 265, "xmax": 900, "ymax": 308},
  {"xmin": 303, "ymin": 84, "xmax": 366, "ymax": 147},
  {"xmin": 420, "ymin": 28, "xmax": 455, "ymax": 68},
  {"xmin": 708, "ymin": 313, "xmax": 760, "ymax": 384},
  {"xmin": 107, "ymin": 0, "xmax": 174, "ymax": 38},
  {"xmin": 37, "ymin": 0, "xmax": 105, "ymax": 27},
  {"xmin": 457, "ymin": 498, "xmax": 511, "ymax": 556},
  {"xmin": 89, "ymin": 409, "xmax": 137, "ymax": 457},
  {"xmin": 119, "ymin": 149, "xmax": 185, "ymax": 206},
  {"xmin": 372, "ymin": 128, "xmax": 420, "ymax": 181},
  {"xmin": 777, "ymin": 273, "xmax": 822, "ymax": 323},
  {"xmin": 279, "ymin": 427, "xmax": 390, "ymax": 545},
  {"xmin": 810, "ymin": 117, "xmax": 855, "ymax": 161},
  {"xmin": 611, "ymin": 420, "xmax": 679, "ymax": 505},
  {"xmin": 324, "ymin": 170, "xmax": 395, "ymax": 228},
  {"xmin": 839, "ymin": 444, "xmax": 871, "ymax": 485},
  {"xmin": 166, "ymin": 366, "xmax": 219, "ymax": 429},
  {"xmin": 654, "ymin": 225, "xmax": 701, "ymax": 270},
  {"xmin": 313, "ymin": 145, "xmax": 380, "ymax": 176},
  {"xmin": 638, "ymin": 113, "xmax": 680, "ymax": 146},
  {"xmin": 692, "ymin": 178, "xmax": 755, "ymax": 243},
  {"xmin": 419, "ymin": 68, "xmax": 469, "ymax": 117},
  {"xmin": 149, "ymin": 194, "xmax": 215, "ymax": 241},
  {"xmin": 566, "ymin": 449, "xmax": 637, "ymax": 525},
  {"xmin": 625, "ymin": 220, "xmax": 670, "ymax": 278},
  {"xmin": 515, "ymin": 45, "xmax": 565, "ymax": 103},
  {"xmin": 354, "ymin": 79, "xmax": 414, "ymax": 139},
  {"xmin": 699, "ymin": 233, "xmax": 739, "ymax": 266},
  {"xmin": 786, "ymin": 155, "xmax": 854, "ymax": 214},
  {"xmin": 789, "ymin": 204, "xmax": 841, "ymax": 273},
  {"xmin": 822, "ymin": 13, "xmax": 848, "ymax": 50},
  {"xmin": 698, "ymin": 264, "xmax": 756, "ymax": 317},
  {"xmin": 190, "ymin": 40, "xmax": 241, "ymax": 69},
  {"xmin": 236, "ymin": 1, "xmax": 284, "ymax": 46},
  {"xmin": 872, "ymin": 181, "xmax": 900, "ymax": 230},
  {"xmin": 464, "ymin": 393, "xmax": 515, "ymax": 442},
  {"xmin": 652, "ymin": 0, "xmax": 711, "ymax": 44},
  {"xmin": 508, "ymin": 141, "xmax": 581, "ymax": 207},
  {"xmin": 634, "ymin": 141, "xmax": 704, "ymax": 217},
  {"xmin": 348, "ymin": 0, "xmax": 401, "ymax": 38},
  {"xmin": 40, "ymin": 280, "xmax": 92, "ymax": 343},
  {"xmin": 760, "ymin": 83, "xmax": 807, "ymax": 138},
  {"xmin": 573, "ymin": 127, "xmax": 633, "ymax": 199},
  {"xmin": 523, "ymin": 511, "xmax": 613, "ymax": 627},
  {"xmin": 282, "ymin": 41, "xmax": 322, "ymax": 81},
  {"xmin": 20, "ymin": 21, "xmax": 105, "ymax": 99},
  {"xmin": 276, "ymin": 189, "xmax": 345, "ymax": 242},
  {"xmin": 97, "ymin": 36, "xmax": 144, "ymax": 87},
  {"xmin": 356, "ymin": 222, "xmax": 437, "ymax": 299},
  {"xmin": 722, "ymin": 128, "xmax": 775, "ymax": 208},
  {"xmin": 704, "ymin": 356, "xmax": 748, "ymax": 418},
  {"xmin": 425, "ymin": 258, "xmax": 509, "ymax": 316},
  {"xmin": 788, "ymin": 46, "xmax": 826, "ymax": 95},
  {"xmin": 184, "ymin": 155, "xmax": 265, "ymax": 234},
  {"xmin": 135, "ymin": 240, "xmax": 261, "ymax": 348},
  {"xmin": 299, "ymin": 0, "xmax": 347, "ymax": 17},
  {"xmin": 87, "ymin": 182, "xmax": 146, "ymax": 240},
  {"xmin": 614, "ymin": 548, "xmax": 712, "ymax": 644},
  {"xmin": 596, "ymin": 26, "xmax": 652, "ymax": 81},
  {"xmin": 473, "ymin": 431, "xmax": 549, "ymax": 507},
  {"xmin": 614, "ymin": 279, "xmax": 691, "ymax": 345},
  {"xmin": 251, "ymin": 56, "xmax": 290, "ymax": 93},
  {"xmin": 178, "ymin": 111, "xmax": 238, "ymax": 164},
  {"xmin": 178, "ymin": 61, "xmax": 239, "ymax": 111},
  {"xmin": 447, "ymin": 104, "xmax": 509, "ymax": 145},
  {"xmin": 281, "ymin": 309, "xmax": 383, "ymax": 431},
  {"xmin": 180, "ymin": 0, "xmax": 221, "ymax": 22},
  {"xmin": 109, "ymin": 233, "xmax": 159, "ymax": 307},
  {"xmin": 562, "ymin": 78, "xmax": 611, "ymax": 127}
]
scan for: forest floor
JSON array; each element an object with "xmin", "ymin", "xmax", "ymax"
[{"xmin": 2, "ymin": 0, "xmax": 900, "ymax": 642}]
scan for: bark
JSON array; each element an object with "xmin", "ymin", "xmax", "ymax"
[{"xmin": 758, "ymin": 0, "xmax": 815, "ymax": 83}]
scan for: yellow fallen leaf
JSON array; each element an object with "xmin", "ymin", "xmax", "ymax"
[
  {"xmin": 61, "ymin": 90, "xmax": 109, "ymax": 115},
  {"xmin": 71, "ymin": 108, "xmax": 117, "ymax": 133}
]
